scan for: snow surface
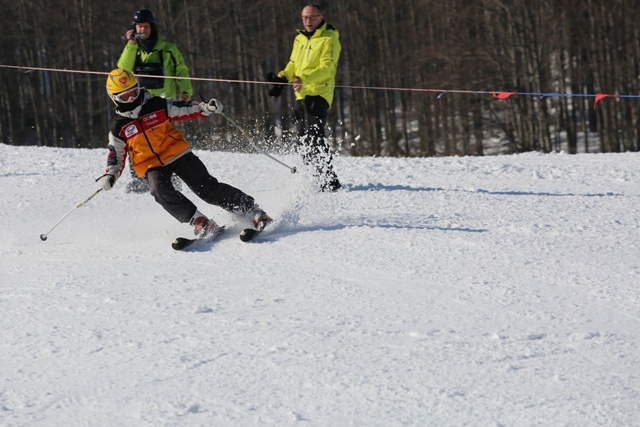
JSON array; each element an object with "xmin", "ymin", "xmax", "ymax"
[{"xmin": 1, "ymin": 143, "xmax": 640, "ymax": 427}]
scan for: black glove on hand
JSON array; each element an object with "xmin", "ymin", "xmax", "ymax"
[
  {"xmin": 96, "ymin": 173, "xmax": 116, "ymax": 191},
  {"xmin": 267, "ymin": 72, "xmax": 288, "ymax": 97}
]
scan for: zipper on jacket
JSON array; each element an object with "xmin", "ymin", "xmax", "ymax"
[{"xmin": 137, "ymin": 118, "xmax": 165, "ymax": 166}]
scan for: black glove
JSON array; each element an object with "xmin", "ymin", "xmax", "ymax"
[
  {"xmin": 267, "ymin": 72, "xmax": 288, "ymax": 97},
  {"xmin": 96, "ymin": 173, "xmax": 116, "ymax": 191}
]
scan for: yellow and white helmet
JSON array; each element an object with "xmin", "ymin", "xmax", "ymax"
[{"xmin": 106, "ymin": 68, "xmax": 140, "ymax": 104}]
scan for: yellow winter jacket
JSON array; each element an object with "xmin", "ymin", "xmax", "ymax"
[{"xmin": 280, "ymin": 22, "xmax": 341, "ymax": 108}]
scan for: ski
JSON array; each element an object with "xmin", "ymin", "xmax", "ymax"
[
  {"xmin": 172, "ymin": 226, "xmax": 226, "ymax": 251},
  {"xmin": 239, "ymin": 218, "xmax": 273, "ymax": 242},
  {"xmin": 239, "ymin": 228, "xmax": 261, "ymax": 242}
]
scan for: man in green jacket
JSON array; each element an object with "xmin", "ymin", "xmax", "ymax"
[
  {"xmin": 269, "ymin": 3, "xmax": 342, "ymax": 192},
  {"xmin": 118, "ymin": 8, "xmax": 192, "ymax": 101},
  {"xmin": 117, "ymin": 8, "xmax": 192, "ymax": 193}
]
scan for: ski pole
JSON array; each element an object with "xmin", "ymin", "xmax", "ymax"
[
  {"xmin": 40, "ymin": 189, "xmax": 102, "ymax": 241},
  {"xmin": 220, "ymin": 112, "xmax": 297, "ymax": 174}
]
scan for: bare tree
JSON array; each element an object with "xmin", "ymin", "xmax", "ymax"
[{"xmin": 1, "ymin": 0, "xmax": 640, "ymax": 156}]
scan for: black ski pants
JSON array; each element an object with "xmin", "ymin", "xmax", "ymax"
[
  {"xmin": 294, "ymin": 96, "xmax": 339, "ymax": 184},
  {"xmin": 147, "ymin": 152, "xmax": 254, "ymax": 223}
]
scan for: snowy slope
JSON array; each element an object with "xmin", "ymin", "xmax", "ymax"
[{"xmin": 1, "ymin": 143, "xmax": 639, "ymax": 426}]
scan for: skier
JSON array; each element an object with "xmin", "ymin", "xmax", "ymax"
[
  {"xmin": 267, "ymin": 3, "xmax": 342, "ymax": 192},
  {"xmin": 96, "ymin": 69, "xmax": 272, "ymax": 242}
]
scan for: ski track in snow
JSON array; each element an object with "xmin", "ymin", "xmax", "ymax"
[{"xmin": 1, "ymin": 144, "xmax": 640, "ymax": 426}]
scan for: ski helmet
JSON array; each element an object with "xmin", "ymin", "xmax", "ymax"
[
  {"xmin": 106, "ymin": 69, "xmax": 140, "ymax": 104},
  {"xmin": 132, "ymin": 9, "xmax": 156, "ymax": 24}
]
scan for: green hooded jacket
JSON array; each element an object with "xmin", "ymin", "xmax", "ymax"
[
  {"xmin": 117, "ymin": 37, "xmax": 193, "ymax": 99},
  {"xmin": 280, "ymin": 22, "xmax": 341, "ymax": 108}
]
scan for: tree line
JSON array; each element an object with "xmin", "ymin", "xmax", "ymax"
[{"xmin": 2, "ymin": 0, "xmax": 640, "ymax": 157}]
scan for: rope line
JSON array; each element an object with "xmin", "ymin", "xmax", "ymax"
[{"xmin": 1, "ymin": 63, "xmax": 634, "ymax": 108}]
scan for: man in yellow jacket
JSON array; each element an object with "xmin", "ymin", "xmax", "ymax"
[
  {"xmin": 269, "ymin": 3, "xmax": 342, "ymax": 192},
  {"xmin": 117, "ymin": 9, "xmax": 192, "ymax": 193}
]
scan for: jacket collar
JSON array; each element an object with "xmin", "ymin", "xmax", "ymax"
[
  {"xmin": 298, "ymin": 21, "xmax": 327, "ymax": 39},
  {"xmin": 139, "ymin": 36, "xmax": 166, "ymax": 53}
]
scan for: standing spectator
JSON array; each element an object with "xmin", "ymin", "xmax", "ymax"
[
  {"xmin": 268, "ymin": 3, "xmax": 342, "ymax": 192},
  {"xmin": 117, "ymin": 8, "xmax": 192, "ymax": 193}
]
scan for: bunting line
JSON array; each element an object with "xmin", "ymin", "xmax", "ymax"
[{"xmin": 0, "ymin": 64, "xmax": 635, "ymax": 109}]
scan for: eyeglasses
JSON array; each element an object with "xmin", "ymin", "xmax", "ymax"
[
  {"xmin": 301, "ymin": 15, "xmax": 322, "ymax": 21},
  {"xmin": 112, "ymin": 85, "xmax": 140, "ymax": 103}
]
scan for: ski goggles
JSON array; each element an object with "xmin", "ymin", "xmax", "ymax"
[{"xmin": 111, "ymin": 85, "xmax": 140, "ymax": 103}]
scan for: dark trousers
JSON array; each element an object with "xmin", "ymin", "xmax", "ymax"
[
  {"xmin": 147, "ymin": 152, "xmax": 254, "ymax": 223},
  {"xmin": 294, "ymin": 96, "xmax": 339, "ymax": 186}
]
